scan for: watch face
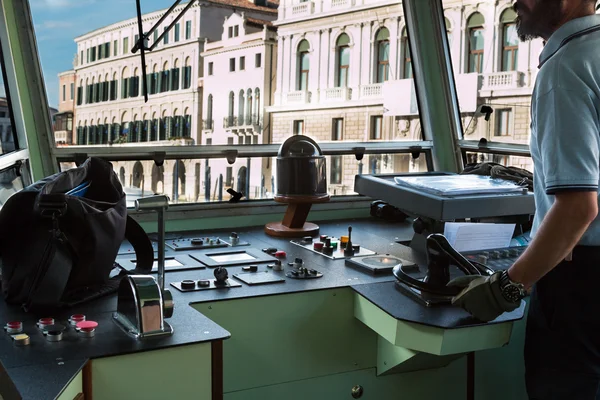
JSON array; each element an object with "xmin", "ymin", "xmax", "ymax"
[{"xmin": 503, "ymin": 285, "xmax": 522, "ymax": 303}]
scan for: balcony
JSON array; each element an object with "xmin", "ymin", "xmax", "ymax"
[
  {"xmin": 285, "ymin": 90, "xmax": 311, "ymax": 104},
  {"xmin": 322, "ymin": 87, "xmax": 352, "ymax": 103},
  {"xmin": 202, "ymin": 119, "xmax": 214, "ymax": 131},
  {"xmin": 480, "ymin": 71, "xmax": 525, "ymax": 91},
  {"xmin": 286, "ymin": 1, "xmax": 314, "ymax": 18},
  {"xmin": 223, "ymin": 116, "xmax": 237, "ymax": 129},
  {"xmin": 322, "ymin": 0, "xmax": 354, "ymax": 11},
  {"xmin": 360, "ymin": 83, "xmax": 383, "ymax": 99}
]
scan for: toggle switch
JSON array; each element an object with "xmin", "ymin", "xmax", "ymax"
[
  {"xmin": 43, "ymin": 324, "xmax": 66, "ymax": 342},
  {"xmin": 37, "ymin": 318, "xmax": 55, "ymax": 330},
  {"xmin": 68, "ymin": 314, "xmax": 86, "ymax": 327},
  {"xmin": 76, "ymin": 321, "xmax": 98, "ymax": 338},
  {"xmin": 11, "ymin": 333, "xmax": 30, "ymax": 346},
  {"xmin": 4, "ymin": 321, "xmax": 23, "ymax": 334},
  {"xmin": 274, "ymin": 251, "xmax": 287, "ymax": 258}
]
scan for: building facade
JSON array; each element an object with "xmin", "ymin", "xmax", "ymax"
[
  {"xmin": 0, "ymin": 97, "xmax": 14, "ymax": 155},
  {"xmin": 63, "ymin": 0, "xmax": 278, "ymax": 202},
  {"xmin": 269, "ymin": 0, "xmax": 544, "ymax": 194},
  {"xmin": 54, "ymin": 70, "xmax": 76, "ymax": 146},
  {"xmin": 201, "ymin": 12, "xmax": 277, "ymax": 200}
]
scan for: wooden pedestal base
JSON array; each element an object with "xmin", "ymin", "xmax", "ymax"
[
  {"xmin": 264, "ymin": 221, "xmax": 320, "ymax": 238},
  {"xmin": 265, "ymin": 195, "xmax": 330, "ymax": 238}
]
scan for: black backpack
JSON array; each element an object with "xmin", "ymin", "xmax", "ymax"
[{"xmin": 0, "ymin": 157, "xmax": 153, "ymax": 311}]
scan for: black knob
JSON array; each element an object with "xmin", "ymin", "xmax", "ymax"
[
  {"xmin": 181, "ymin": 280, "xmax": 196, "ymax": 290},
  {"xmin": 214, "ymin": 267, "xmax": 229, "ymax": 283},
  {"xmin": 231, "ymin": 232, "xmax": 238, "ymax": 238}
]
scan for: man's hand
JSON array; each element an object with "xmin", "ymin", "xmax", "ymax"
[{"xmin": 447, "ymin": 271, "xmax": 520, "ymax": 322}]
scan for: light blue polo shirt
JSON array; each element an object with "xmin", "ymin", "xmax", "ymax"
[{"xmin": 530, "ymin": 14, "xmax": 600, "ymax": 245}]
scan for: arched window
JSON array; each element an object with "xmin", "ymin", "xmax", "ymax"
[
  {"xmin": 254, "ymin": 88, "xmax": 260, "ymax": 118},
  {"xmin": 183, "ymin": 108, "xmax": 191, "ymax": 138},
  {"xmin": 500, "ymin": 9, "xmax": 518, "ymax": 71},
  {"xmin": 467, "ymin": 13, "xmax": 485, "ymax": 73},
  {"xmin": 237, "ymin": 166, "xmax": 248, "ymax": 196},
  {"xmin": 151, "ymin": 164, "xmax": 164, "ymax": 193},
  {"xmin": 111, "ymin": 116, "xmax": 119, "ymax": 142},
  {"xmin": 91, "ymin": 76, "xmax": 97, "ymax": 104},
  {"xmin": 401, "ymin": 28, "xmax": 412, "ymax": 79},
  {"xmin": 142, "ymin": 113, "xmax": 149, "ymax": 142},
  {"xmin": 172, "ymin": 59, "xmax": 180, "ymax": 91},
  {"xmin": 132, "ymin": 162, "xmax": 144, "ymax": 188},
  {"xmin": 227, "ymin": 91, "xmax": 234, "ymax": 127},
  {"xmin": 172, "ymin": 160, "xmax": 186, "ymax": 201},
  {"xmin": 183, "ymin": 57, "xmax": 192, "ymax": 89},
  {"xmin": 238, "ymin": 89, "xmax": 245, "ymax": 126},
  {"xmin": 149, "ymin": 64, "xmax": 158, "ymax": 95},
  {"xmin": 375, "ymin": 28, "xmax": 389, "ymax": 83},
  {"xmin": 445, "ymin": 17, "xmax": 453, "ymax": 46},
  {"xmin": 246, "ymin": 89, "xmax": 253, "ymax": 125},
  {"xmin": 336, "ymin": 34, "xmax": 350, "ymax": 87},
  {"xmin": 110, "ymin": 72, "xmax": 118, "ymax": 100},
  {"xmin": 297, "ymin": 40, "xmax": 310, "ymax": 91},
  {"xmin": 206, "ymin": 94, "xmax": 213, "ymax": 130},
  {"xmin": 121, "ymin": 66, "xmax": 130, "ymax": 99},
  {"xmin": 161, "ymin": 61, "xmax": 170, "ymax": 93},
  {"xmin": 131, "ymin": 68, "xmax": 140, "ymax": 97},
  {"xmin": 102, "ymin": 117, "xmax": 109, "ymax": 144}
]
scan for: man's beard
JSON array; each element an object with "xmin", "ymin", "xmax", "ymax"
[{"xmin": 514, "ymin": 0, "xmax": 564, "ymax": 41}]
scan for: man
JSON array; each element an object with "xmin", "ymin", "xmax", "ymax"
[{"xmin": 449, "ymin": 0, "xmax": 600, "ymax": 398}]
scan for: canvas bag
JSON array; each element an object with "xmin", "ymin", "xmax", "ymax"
[{"xmin": 0, "ymin": 157, "xmax": 153, "ymax": 311}]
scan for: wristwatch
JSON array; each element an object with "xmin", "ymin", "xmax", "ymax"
[{"xmin": 498, "ymin": 270, "xmax": 526, "ymax": 303}]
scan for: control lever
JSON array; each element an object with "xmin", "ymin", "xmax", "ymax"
[
  {"xmin": 113, "ymin": 195, "xmax": 174, "ymax": 339},
  {"xmin": 393, "ymin": 233, "xmax": 494, "ymax": 298}
]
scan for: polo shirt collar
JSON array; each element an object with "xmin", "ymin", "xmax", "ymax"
[{"xmin": 539, "ymin": 14, "xmax": 600, "ymax": 67}]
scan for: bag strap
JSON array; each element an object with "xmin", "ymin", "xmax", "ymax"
[
  {"xmin": 125, "ymin": 215, "xmax": 153, "ymax": 274},
  {"xmin": 23, "ymin": 223, "xmax": 74, "ymax": 312}
]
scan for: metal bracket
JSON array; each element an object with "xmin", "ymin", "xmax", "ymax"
[
  {"xmin": 409, "ymin": 145, "xmax": 422, "ymax": 160},
  {"xmin": 225, "ymin": 150, "xmax": 238, "ymax": 165},
  {"xmin": 353, "ymin": 147, "xmax": 365, "ymax": 161},
  {"xmin": 153, "ymin": 152, "xmax": 166, "ymax": 167}
]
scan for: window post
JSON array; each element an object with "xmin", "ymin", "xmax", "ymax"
[{"xmin": 402, "ymin": 0, "xmax": 463, "ymax": 173}]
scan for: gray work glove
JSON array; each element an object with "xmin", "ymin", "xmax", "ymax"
[{"xmin": 447, "ymin": 271, "xmax": 520, "ymax": 322}]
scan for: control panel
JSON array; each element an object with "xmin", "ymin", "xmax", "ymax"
[
  {"xmin": 291, "ymin": 227, "xmax": 376, "ymax": 260},
  {"xmin": 462, "ymin": 246, "xmax": 526, "ymax": 271}
]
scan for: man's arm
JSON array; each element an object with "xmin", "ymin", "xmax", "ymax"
[{"xmin": 508, "ymin": 191, "xmax": 598, "ymax": 289}]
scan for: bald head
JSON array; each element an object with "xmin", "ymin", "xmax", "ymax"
[{"xmin": 514, "ymin": 0, "xmax": 597, "ymax": 41}]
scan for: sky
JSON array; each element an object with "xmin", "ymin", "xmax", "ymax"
[{"xmin": 29, "ymin": 0, "xmax": 171, "ymax": 108}]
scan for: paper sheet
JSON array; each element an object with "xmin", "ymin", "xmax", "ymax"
[{"xmin": 443, "ymin": 222, "xmax": 515, "ymax": 252}]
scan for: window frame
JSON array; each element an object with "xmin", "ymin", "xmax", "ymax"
[
  {"xmin": 467, "ymin": 26, "xmax": 485, "ymax": 73},
  {"xmin": 501, "ymin": 22, "xmax": 519, "ymax": 72}
]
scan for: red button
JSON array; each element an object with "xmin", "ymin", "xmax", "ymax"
[
  {"xmin": 76, "ymin": 321, "xmax": 98, "ymax": 331},
  {"xmin": 39, "ymin": 318, "xmax": 54, "ymax": 325},
  {"xmin": 313, "ymin": 242, "xmax": 324, "ymax": 251},
  {"xmin": 70, "ymin": 314, "xmax": 86, "ymax": 322},
  {"xmin": 6, "ymin": 321, "xmax": 22, "ymax": 329},
  {"xmin": 274, "ymin": 251, "xmax": 286, "ymax": 258}
]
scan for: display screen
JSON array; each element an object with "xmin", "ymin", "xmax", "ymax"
[
  {"xmin": 208, "ymin": 252, "xmax": 256, "ymax": 263},
  {"xmin": 133, "ymin": 257, "xmax": 183, "ymax": 269}
]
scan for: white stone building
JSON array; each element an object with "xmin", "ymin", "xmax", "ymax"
[
  {"xmin": 269, "ymin": 0, "xmax": 544, "ymax": 194},
  {"xmin": 64, "ymin": 0, "xmax": 278, "ymax": 202},
  {"xmin": 201, "ymin": 12, "xmax": 277, "ymax": 200},
  {"xmin": 0, "ymin": 97, "xmax": 14, "ymax": 155}
]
